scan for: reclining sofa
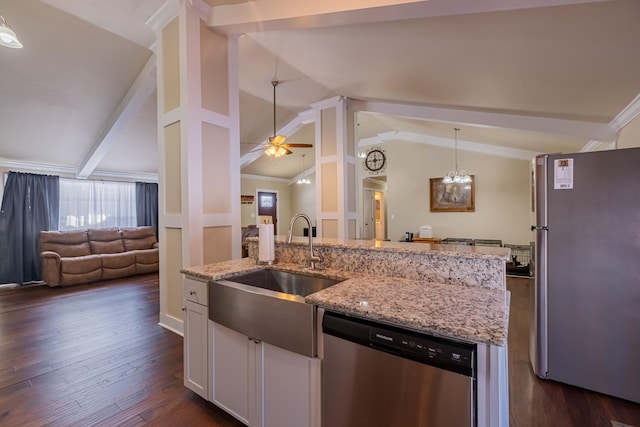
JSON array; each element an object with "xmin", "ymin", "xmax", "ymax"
[{"xmin": 39, "ymin": 226, "xmax": 159, "ymax": 287}]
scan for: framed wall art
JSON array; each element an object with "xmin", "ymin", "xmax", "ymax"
[{"xmin": 430, "ymin": 176, "xmax": 475, "ymax": 212}]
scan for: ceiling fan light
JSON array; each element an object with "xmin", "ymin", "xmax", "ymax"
[
  {"xmin": 0, "ymin": 17, "xmax": 22, "ymax": 49},
  {"xmin": 264, "ymin": 145, "xmax": 288, "ymax": 158}
]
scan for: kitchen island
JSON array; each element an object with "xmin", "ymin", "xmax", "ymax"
[{"xmin": 181, "ymin": 237, "xmax": 510, "ymax": 427}]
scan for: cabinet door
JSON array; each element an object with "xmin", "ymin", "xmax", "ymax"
[
  {"xmin": 183, "ymin": 299, "xmax": 208, "ymax": 398},
  {"xmin": 211, "ymin": 322, "xmax": 255, "ymax": 426},
  {"xmin": 260, "ymin": 342, "xmax": 321, "ymax": 427}
]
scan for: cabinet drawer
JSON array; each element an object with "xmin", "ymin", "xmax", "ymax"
[{"xmin": 184, "ymin": 277, "xmax": 208, "ymax": 305}]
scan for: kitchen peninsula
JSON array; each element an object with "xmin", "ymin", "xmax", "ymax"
[{"xmin": 181, "ymin": 237, "xmax": 511, "ymax": 427}]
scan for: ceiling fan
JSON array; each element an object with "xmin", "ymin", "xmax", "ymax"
[{"xmin": 263, "ymin": 81, "xmax": 313, "ymax": 157}]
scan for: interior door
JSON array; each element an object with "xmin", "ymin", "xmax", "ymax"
[
  {"xmin": 362, "ymin": 188, "xmax": 375, "ymax": 239},
  {"xmin": 257, "ymin": 191, "xmax": 277, "ymax": 234}
]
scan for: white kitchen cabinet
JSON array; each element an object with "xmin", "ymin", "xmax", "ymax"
[
  {"xmin": 209, "ymin": 321, "xmax": 321, "ymax": 427},
  {"xmin": 261, "ymin": 342, "xmax": 321, "ymax": 427},
  {"xmin": 183, "ymin": 277, "xmax": 208, "ymax": 399},
  {"xmin": 210, "ymin": 321, "xmax": 255, "ymax": 425}
]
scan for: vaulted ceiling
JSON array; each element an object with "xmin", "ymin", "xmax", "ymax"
[{"xmin": 1, "ymin": 0, "xmax": 639, "ymax": 181}]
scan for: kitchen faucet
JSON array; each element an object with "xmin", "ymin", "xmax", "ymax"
[{"xmin": 287, "ymin": 213, "xmax": 322, "ymax": 269}]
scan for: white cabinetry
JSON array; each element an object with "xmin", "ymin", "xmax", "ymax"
[
  {"xmin": 210, "ymin": 321, "xmax": 320, "ymax": 427},
  {"xmin": 183, "ymin": 277, "xmax": 208, "ymax": 398},
  {"xmin": 210, "ymin": 320, "xmax": 254, "ymax": 425}
]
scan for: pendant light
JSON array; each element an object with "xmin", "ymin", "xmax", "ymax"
[
  {"xmin": 0, "ymin": 14, "xmax": 23, "ymax": 49},
  {"xmin": 443, "ymin": 127, "xmax": 472, "ymax": 184},
  {"xmin": 265, "ymin": 81, "xmax": 289, "ymax": 158},
  {"xmin": 296, "ymin": 154, "xmax": 311, "ymax": 185}
]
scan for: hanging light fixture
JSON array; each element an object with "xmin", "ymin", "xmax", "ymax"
[
  {"xmin": 443, "ymin": 127, "xmax": 472, "ymax": 184},
  {"xmin": 0, "ymin": 14, "xmax": 23, "ymax": 49},
  {"xmin": 265, "ymin": 81, "xmax": 290, "ymax": 158},
  {"xmin": 296, "ymin": 154, "xmax": 311, "ymax": 185}
]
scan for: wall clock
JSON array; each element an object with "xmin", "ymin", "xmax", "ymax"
[{"xmin": 363, "ymin": 147, "xmax": 387, "ymax": 174}]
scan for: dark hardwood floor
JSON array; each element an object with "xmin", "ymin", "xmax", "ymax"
[
  {"xmin": 507, "ymin": 277, "xmax": 639, "ymax": 427},
  {"xmin": 0, "ymin": 274, "xmax": 243, "ymax": 427},
  {"xmin": 0, "ymin": 274, "xmax": 637, "ymax": 426}
]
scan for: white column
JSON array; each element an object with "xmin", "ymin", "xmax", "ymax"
[
  {"xmin": 313, "ymin": 96, "xmax": 357, "ymax": 239},
  {"xmin": 152, "ymin": 1, "xmax": 240, "ymax": 334}
]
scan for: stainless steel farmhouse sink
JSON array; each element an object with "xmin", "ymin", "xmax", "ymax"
[
  {"xmin": 209, "ymin": 269, "xmax": 343, "ymax": 357},
  {"xmin": 223, "ymin": 269, "xmax": 340, "ymax": 297}
]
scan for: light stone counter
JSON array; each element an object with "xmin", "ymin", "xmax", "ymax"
[
  {"xmin": 305, "ymin": 276, "xmax": 510, "ymax": 346},
  {"xmin": 182, "ymin": 236, "xmax": 511, "ymax": 346}
]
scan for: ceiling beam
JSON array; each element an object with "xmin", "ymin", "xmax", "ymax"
[
  {"xmin": 209, "ymin": 0, "xmax": 609, "ymax": 34},
  {"xmin": 360, "ymin": 131, "xmax": 541, "ymax": 160},
  {"xmin": 77, "ymin": 55, "xmax": 157, "ymax": 179},
  {"xmin": 350, "ymin": 99, "xmax": 617, "ymax": 144}
]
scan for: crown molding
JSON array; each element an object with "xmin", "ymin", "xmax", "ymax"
[{"xmin": 0, "ymin": 159, "xmax": 157, "ymax": 183}]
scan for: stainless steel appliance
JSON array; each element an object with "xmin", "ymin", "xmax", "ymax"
[
  {"xmin": 531, "ymin": 149, "xmax": 640, "ymax": 404},
  {"xmin": 322, "ymin": 311, "xmax": 476, "ymax": 427}
]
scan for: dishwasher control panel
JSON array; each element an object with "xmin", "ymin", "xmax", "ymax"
[
  {"xmin": 323, "ymin": 311, "xmax": 476, "ymax": 377},
  {"xmin": 370, "ymin": 327, "xmax": 474, "ymax": 376}
]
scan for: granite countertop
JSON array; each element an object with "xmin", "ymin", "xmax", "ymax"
[
  {"xmin": 182, "ymin": 260, "xmax": 510, "ymax": 347},
  {"xmin": 305, "ymin": 277, "xmax": 510, "ymax": 347},
  {"xmin": 247, "ymin": 236, "xmax": 511, "ymax": 261},
  {"xmin": 180, "ymin": 259, "xmax": 353, "ymax": 282}
]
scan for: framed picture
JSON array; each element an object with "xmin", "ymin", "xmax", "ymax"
[{"xmin": 430, "ymin": 176, "xmax": 475, "ymax": 212}]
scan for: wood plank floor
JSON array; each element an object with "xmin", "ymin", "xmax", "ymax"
[{"xmin": 0, "ymin": 274, "xmax": 638, "ymax": 426}]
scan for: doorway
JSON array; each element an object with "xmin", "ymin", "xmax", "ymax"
[
  {"xmin": 363, "ymin": 188, "xmax": 375, "ymax": 239},
  {"xmin": 257, "ymin": 191, "xmax": 278, "ymax": 234},
  {"xmin": 362, "ymin": 188, "xmax": 386, "ymax": 240}
]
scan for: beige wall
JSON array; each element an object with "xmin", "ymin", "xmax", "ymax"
[
  {"xmin": 617, "ymin": 114, "xmax": 640, "ymax": 148},
  {"xmin": 290, "ymin": 173, "xmax": 316, "ymax": 236},
  {"xmin": 241, "ymin": 177, "xmax": 292, "ymax": 235},
  {"xmin": 383, "ymin": 141, "xmax": 532, "ymax": 245}
]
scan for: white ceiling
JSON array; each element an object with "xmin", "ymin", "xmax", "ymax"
[{"xmin": 1, "ymin": 0, "xmax": 639, "ymax": 181}]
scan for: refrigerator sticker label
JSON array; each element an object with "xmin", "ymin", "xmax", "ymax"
[{"xmin": 554, "ymin": 158, "xmax": 574, "ymax": 189}]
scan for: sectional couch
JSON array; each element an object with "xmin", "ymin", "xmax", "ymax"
[{"xmin": 39, "ymin": 226, "xmax": 159, "ymax": 287}]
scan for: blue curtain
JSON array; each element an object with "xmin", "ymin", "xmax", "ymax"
[
  {"xmin": 0, "ymin": 172, "xmax": 59, "ymax": 284},
  {"xmin": 136, "ymin": 182, "xmax": 158, "ymax": 239}
]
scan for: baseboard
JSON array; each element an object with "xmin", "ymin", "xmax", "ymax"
[{"xmin": 159, "ymin": 312, "xmax": 183, "ymax": 336}]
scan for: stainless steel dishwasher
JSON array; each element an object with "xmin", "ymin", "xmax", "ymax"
[{"xmin": 322, "ymin": 311, "xmax": 477, "ymax": 427}]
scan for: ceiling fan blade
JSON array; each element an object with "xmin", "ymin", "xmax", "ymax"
[
  {"xmin": 270, "ymin": 134, "xmax": 287, "ymax": 146},
  {"xmin": 283, "ymin": 143, "xmax": 313, "ymax": 148},
  {"xmin": 284, "ymin": 147, "xmax": 293, "ymax": 155}
]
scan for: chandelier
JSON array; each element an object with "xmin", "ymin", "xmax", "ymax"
[
  {"xmin": 296, "ymin": 154, "xmax": 311, "ymax": 184},
  {"xmin": 443, "ymin": 127, "xmax": 472, "ymax": 184},
  {"xmin": 0, "ymin": 14, "xmax": 23, "ymax": 49}
]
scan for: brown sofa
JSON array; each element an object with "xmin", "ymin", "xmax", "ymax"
[{"xmin": 39, "ymin": 226, "xmax": 159, "ymax": 287}]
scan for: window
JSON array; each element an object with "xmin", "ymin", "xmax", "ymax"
[{"xmin": 59, "ymin": 179, "xmax": 136, "ymax": 230}]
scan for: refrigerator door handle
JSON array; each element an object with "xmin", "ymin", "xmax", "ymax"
[{"xmin": 531, "ymin": 225, "xmax": 549, "ymax": 231}]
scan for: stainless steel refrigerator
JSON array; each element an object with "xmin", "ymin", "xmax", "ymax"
[{"xmin": 530, "ymin": 149, "xmax": 640, "ymax": 404}]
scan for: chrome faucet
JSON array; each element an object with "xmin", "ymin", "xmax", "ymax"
[{"xmin": 287, "ymin": 213, "xmax": 322, "ymax": 269}]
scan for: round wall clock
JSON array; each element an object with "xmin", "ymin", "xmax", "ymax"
[{"xmin": 363, "ymin": 148, "xmax": 387, "ymax": 174}]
